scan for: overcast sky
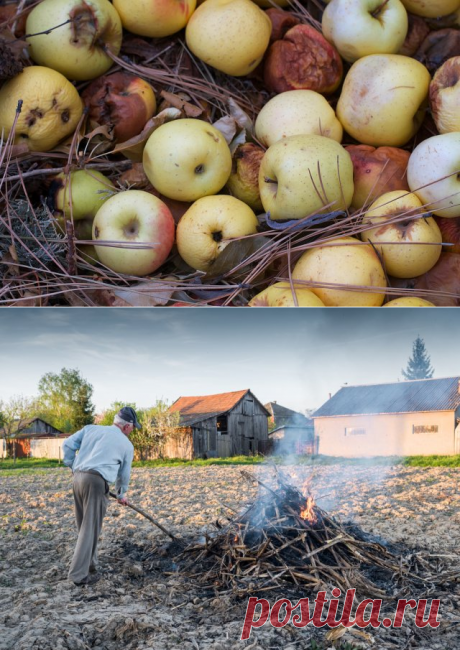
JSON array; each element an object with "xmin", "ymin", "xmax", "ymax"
[{"xmin": 1, "ymin": 309, "xmax": 459, "ymax": 415}]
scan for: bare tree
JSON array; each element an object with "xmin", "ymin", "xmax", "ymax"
[{"xmin": 0, "ymin": 395, "xmax": 39, "ymax": 462}]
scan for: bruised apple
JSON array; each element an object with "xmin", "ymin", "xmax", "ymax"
[
  {"xmin": 26, "ymin": 0, "xmax": 122, "ymax": 81},
  {"xmin": 92, "ymin": 190, "xmax": 175, "ymax": 276},
  {"xmin": 255, "ymin": 90, "xmax": 343, "ymax": 147},
  {"xmin": 248, "ymin": 282, "xmax": 325, "ymax": 306},
  {"xmin": 292, "ymin": 236, "xmax": 386, "ymax": 306},
  {"xmin": 361, "ymin": 190, "xmax": 442, "ymax": 278},
  {"xmin": 0, "ymin": 66, "xmax": 82, "ymax": 152},
  {"xmin": 337, "ymin": 54, "xmax": 430, "ymax": 147},
  {"xmin": 346, "ymin": 145, "xmax": 410, "ymax": 209},
  {"xmin": 82, "ymin": 73, "xmax": 156, "ymax": 142}
]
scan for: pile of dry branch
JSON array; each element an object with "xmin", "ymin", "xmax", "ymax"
[{"xmin": 178, "ymin": 470, "xmax": 449, "ymax": 598}]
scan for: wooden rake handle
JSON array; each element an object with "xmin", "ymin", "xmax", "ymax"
[{"xmin": 109, "ymin": 492, "xmax": 177, "ymax": 541}]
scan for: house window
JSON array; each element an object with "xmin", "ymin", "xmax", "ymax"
[
  {"xmin": 413, "ymin": 425, "xmax": 438, "ymax": 434},
  {"xmin": 217, "ymin": 415, "xmax": 228, "ymax": 434},
  {"xmin": 344, "ymin": 427, "xmax": 366, "ymax": 436},
  {"xmin": 243, "ymin": 399, "xmax": 254, "ymax": 416}
]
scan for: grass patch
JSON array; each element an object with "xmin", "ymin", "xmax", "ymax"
[
  {"xmin": 132, "ymin": 455, "xmax": 267, "ymax": 468},
  {"xmin": 1, "ymin": 454, "xmax": 459, "ymax": 474},
  {"xmin": 402, "ymin": 455, "xmax": 460, "ymax": 467}
]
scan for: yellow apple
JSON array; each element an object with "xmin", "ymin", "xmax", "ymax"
[
  {"xmin": 252, "ymin": 0, "xmax": 290, "ymax": 5},
  {"xmin": 248, "ymin": 282, "xmax": 325, "ymax": 306},
  {"xmin": 113, "ymin": 0, "xmax": 196, "ymax": 38},
  {"xmin": 259, "ymin": 134, "xmax": 354, "ymax": 220},
  {"xmin": 399, "ymin": 0, "xmax": 460, "ymax": 18},
  {"xmin": 92, "ymin": 190, "xmax": 175, "ymax": 276},
  {"xmin": 255, "ymin": 90, "xmax": 343, "ymax": 148},
  {"xmin": 361, "ymin": 190, "xmax": 442, "ymax": 277},
  {"xmin": 407, "ymin": 133, "xmax": 460, "ymax": 218},
  {"xmin": 143, "ymin": 119, "xmax": 232, "ymax": 202},
  {"xmin": 26, "ymin": 0, "xmax": 122, "ymax": 81},
  {"xmin": 336, "ymin": 54, "xmax": 431, "ymax": 147},
  {"xmin": 176, "ymin": 195, "xmax": 258, "ymax": 272},
  {"xmin": 292, "ymin": 236, "xmax": 386, "ymax": 306},
  {"xmin": 383, "ymin": 297, "xmax": 435, "ymax": 306},
  {"xmin": 0, "ymin": 66, "xmax": 83, "ymax": 152},
  {"xmin": 50, "ymin": 170, "xmax": 115, "ymax": 221},
  {"xmin": 322, "ymin": 0, "xmax": 408, "ymax": 63},
  {"xmin": 185, "ymin": 0, "xmax": 272, "ymax": 76}
]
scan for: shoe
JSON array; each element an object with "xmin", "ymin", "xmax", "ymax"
[
  {"xmin": 73, "ymin": 573, "xmax": 100, "ymax": 586},
  {"xmin": 89, "ymin": 565, "xmax": 98, "ymax": 574}
]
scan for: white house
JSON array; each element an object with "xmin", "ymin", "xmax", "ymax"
[{"xmin": 313, "ymin": 376, "xmax": 460, "ymax": 457}]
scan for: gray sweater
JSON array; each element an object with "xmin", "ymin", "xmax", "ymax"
[{"xmin": 63, "ymin": 424, "xmax": 134, "ymax": 498}]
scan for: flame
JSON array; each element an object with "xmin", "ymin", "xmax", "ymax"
[{"xmin": 300, "ymin": 496, "xmax": 317, "ymax": 524}]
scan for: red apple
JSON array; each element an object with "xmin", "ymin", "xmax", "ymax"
[
  {"xmin": 346, "ymin": 145, "xmax": 411, "ymax": 210},
  {"xmin": 435, "ymin": 216, "xmax": 460, "ymax": 254},
  {"xmin": 82, "ymin": 72, "xmax": 157, "ymax": 143}
]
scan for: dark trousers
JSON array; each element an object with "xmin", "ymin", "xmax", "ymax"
[{"xmin": 68, "ymin": 470, "xmax": 109, "ymax": 583}]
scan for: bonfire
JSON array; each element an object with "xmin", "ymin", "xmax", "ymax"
[{"xmin": 179, "ymin": 469, "xmax": 447, "ymax": 598}]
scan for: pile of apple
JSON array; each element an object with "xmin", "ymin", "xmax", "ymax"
[{"xmin": 1, "ymin": 0, "xmax": 460, "ymax": 306}]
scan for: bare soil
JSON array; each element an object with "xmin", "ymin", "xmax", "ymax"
[{"xmin": 0, "ymin": 464, "xmax": 459, "ymax": 650}]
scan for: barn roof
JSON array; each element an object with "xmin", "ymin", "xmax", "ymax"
[
  {"xmin": 0, "ymin": 417, "xmax": 64, "ymax": 437},
  {"xmin": 265, "ymin": 402, "xmax": 309, "ymax": 425},
  {"xmin": 313, "ymin": 377, "xmax": 460, "ymax": 418},
  {"xmin": 170, "ymin": 389, "xmax": 269, "ymax": 426}
]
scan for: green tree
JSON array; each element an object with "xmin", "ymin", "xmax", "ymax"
[
  {"xmin": 402, "ymin": 336, "xmax": 434, "ymax": 380},
  {"xmin": 37, "ymin": 368, "xmax": 95, "ymax": 432},
  {"xmin": 0, "ymin": 395, "xmax": 40, "ymax": 461},
  {"xmin": 97, "ymin": 401, "xmax": 137, "ymax": 426},
  {"xmin": 134, "ymin": 401, "xmax": 181, "ymax": 460}
]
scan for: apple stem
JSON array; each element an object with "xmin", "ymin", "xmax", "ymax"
[
  {"xmin": 264, "ymin": 176, "xmax": 278, "ymax": 185},
  {"xmin": 371, "ymin": 0, "xmax": 390, "ymax": 18}
]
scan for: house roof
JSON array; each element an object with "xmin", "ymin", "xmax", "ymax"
[
  {"xmin": 0, "ymin": 417, "xmax": 64, "ymax": 437},
  {"xmin": 269, "ymin": 424, "xmax": 314, "ymax": 437},
  {"xmin": 265, "ymin": 402, "xmax": 304, "ymax": 418},
  {"xmin": 313, "ymin": 376, "xmax": 460, "ymax": 418},
  {"xmin": 170, "ymin": 389, "xmax": 269, "ymax": 425}
]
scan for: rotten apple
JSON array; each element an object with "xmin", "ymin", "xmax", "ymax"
[{"xmin": 82, "ymin": 72, "xmax": 157, "ymax": 142}]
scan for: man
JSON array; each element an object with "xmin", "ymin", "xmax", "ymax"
[{"xmin": 62, "ymin": 406, "xmax": 140, "ymax": 586}]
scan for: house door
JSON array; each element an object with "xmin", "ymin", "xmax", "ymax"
[{"xmin": 455, "ymin": 423, "xmax": 460, "ymax": 454}]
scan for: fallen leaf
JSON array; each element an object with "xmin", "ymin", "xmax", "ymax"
[
  {"xmin": 212, "ymin": 116, "xmax": 237, "ymax": 145},
  {"xmin": 112, "ymin": 108, "xmax": 182, "ymax": 161},
  {"xmin": 227, "ymin": 98, "xmax": 254, "ymax": 133},
  {"xmin": 105, "ymin": 279, "xmax": 177, "ymax": 306},
  {"xmin": 160, "ymin": 90, "xmax": 203, "ymax": 118},
  {"xmin": 204, "ymin": 235, "xmax": 271, "ymax": 278}
]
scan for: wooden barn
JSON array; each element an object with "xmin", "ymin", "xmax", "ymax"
[
  {"xmin": 313, "ymin": 377, "xmax": 460, "ymax": 457},
  {"xmin": 265, "ymin": 402, "xmax": 310, "ymax": 430},
  {"xmin": 166, "ymin": 389, "xmax": 270, "ymax": 459},
  {"xmin": 0, "ymin": 418, "xmax": 65, "ymax": 459}
]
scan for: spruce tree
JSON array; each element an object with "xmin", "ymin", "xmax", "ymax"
[{"xmin": 402, "ymin": 336, "xmax": 434, "ymax": 380}]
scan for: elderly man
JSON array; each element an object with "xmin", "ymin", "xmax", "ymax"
[{"xmin": 63, "ymin": 406, "xmax": 140, "ymax": 585}]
